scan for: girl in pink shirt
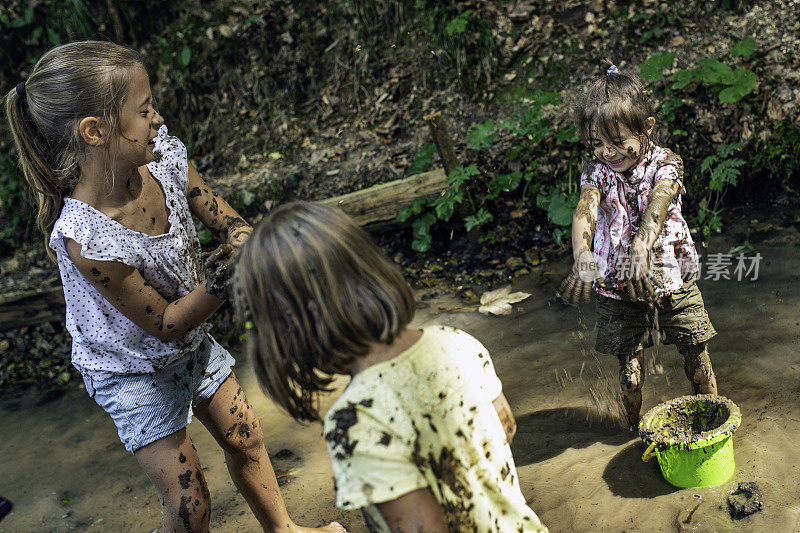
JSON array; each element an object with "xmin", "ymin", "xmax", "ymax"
[{"xmin": 560, "ymin": 61, "xmax": 718, "ymax": 429}]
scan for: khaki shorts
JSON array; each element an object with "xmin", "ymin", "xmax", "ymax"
[{"xmin": 595, "ymin": 279, "xmax": 716, "ymax": 357}]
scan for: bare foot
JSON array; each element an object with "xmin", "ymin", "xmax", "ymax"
[{"xmin": 293, "ymin": 522, "xmax": 347, "ymax": 533}]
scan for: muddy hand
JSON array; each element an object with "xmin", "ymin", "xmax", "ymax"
[
  {"xmin": 559, "ymin": 271, "xmax": 593, "ymax": 306},
  {"xmin": 624, "ymin": 274, "xmax": 654, "ymax": 301},
  {"xmin": 204, "ymin": 243, "xmax": 236, "ymax": 299}
]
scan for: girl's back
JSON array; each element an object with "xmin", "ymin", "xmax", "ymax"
[{"xmin": 324, "ymin": 325, "xmax": 545, "ymax": 532}]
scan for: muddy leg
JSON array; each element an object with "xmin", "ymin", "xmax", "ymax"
[
  {"xmin": 194, "ymin": 373, "xmax": 345, "ymax": 533},
  {"xmin": 617, "ymin": 350, "xmax": 645, "ymax": 429},
  {"xmin": 677, "ymin": 342, "xmax": 717, "ymax": 395},
  {"xmin": 134, "ymin": 429, "xmax": 211, "ymax": 532}
]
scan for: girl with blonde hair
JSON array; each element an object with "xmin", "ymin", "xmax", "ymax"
[{"xmin": 5, "ymin": 41, "xmax": 344, "ymax": 533}]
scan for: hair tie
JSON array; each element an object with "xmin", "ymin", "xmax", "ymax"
[
  {"xmin": 16, "ymin": 81, "xmax": 27, "ymax": 100},
  {"xmin": 606, "ymin": 65, "xmax": 620, "ymax": 76}
]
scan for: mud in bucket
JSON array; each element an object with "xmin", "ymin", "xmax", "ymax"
[{"xmin": 638, "ymin": 394, "xmax": 741, "ymax": 488}]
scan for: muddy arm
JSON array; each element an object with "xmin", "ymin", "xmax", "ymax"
[
  {"xmin": 376, "ymin": 487, "xmax": 449, "ymax": 532},
  {"xmin": 66, "ymin": 239, "xmax": 224, "ymax": 343},
  {"xmin": 559, "ymin": 185, "xmax": 600, "ymax": 305},
  {"xmin": 572, "ymin": 185, "xmax": 600, "ymax": 260},
  {"xmin": 186, "ymin": 162, "xmax": 252, "ymax": 248},
  {"xmin": 627, "ymin": 178, "xmax": 680, "ymax": 299}
]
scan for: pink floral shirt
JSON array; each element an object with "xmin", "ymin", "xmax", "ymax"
[{"xmin": 580, "ymin": 145, "xmax": 699, "ymax": 300}]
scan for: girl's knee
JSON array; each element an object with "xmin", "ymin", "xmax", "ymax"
[
  {"xmin": 618, "ymin": 352, "xmax": 644, "ymax": 392},
  {"xmin": 220, "ymin": 412, "xmax": 265, "ymax": 457},
  {"xmin": 678, "ymin": 343, "xmax": 714, "ymax": 383}
]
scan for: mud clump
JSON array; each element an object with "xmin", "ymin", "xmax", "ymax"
[
  {"xmin": 727, "ymin": 482, "xmax": 763, "ymax": 519},
  {"xmin": 639, "ymin": 395, "xmax": 737, "ymax": 450}
]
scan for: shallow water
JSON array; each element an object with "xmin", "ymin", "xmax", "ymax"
[{"xmin": 1, "ymin": 226, "xmax": 798, "ymax": 532}]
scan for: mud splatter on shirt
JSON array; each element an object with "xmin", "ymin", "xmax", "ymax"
[
  {"xmin": 323, "ymin": 326, "xmax": 547, "ymax": 532},
  {"xmin": 580, "ymin": 145, "xmax": 699, "ymax": 300}
]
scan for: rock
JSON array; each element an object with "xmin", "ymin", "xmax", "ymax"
[
  {"xmin": 513, "ymin": 267, "xmax": 530, "ymax": 280},
  {"xmin": 459, "ymin": 289, "xmax": 480, "ymax": 305},
  {"xmin": 505, "ymin": 256, "xmax": 525, "ymax": 271},
  {"xmin": 727, "ymin": 482, "xmax": 763, "ymax": 519},
  {"xmin": 524, "ymin": 248, "xmax": 541, "ymax": 266}
]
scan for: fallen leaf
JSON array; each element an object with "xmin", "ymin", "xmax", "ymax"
[{"xmin": 478, "ymin": 286, "xmax": 531, "ymax": 315}]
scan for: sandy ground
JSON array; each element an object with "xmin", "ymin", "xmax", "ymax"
[{"xmin": 1, "ymin": 226, "xmax": 799, "ymax": 532}]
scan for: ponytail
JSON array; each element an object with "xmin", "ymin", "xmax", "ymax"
[
  {"xmin": 3, "ymin": 41, "xmax": 143, "ymax": 259},
  {"xmin": 5, "ymin": 84, "xmax": 72, "ymax": 257}
]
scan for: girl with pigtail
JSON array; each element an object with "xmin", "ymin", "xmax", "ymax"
[
  {"xmin": 560, "ymin": 59, "xmax": 719, "ymax": 430},
  {"xmin": 5, "ymin": 41, "xmax": 345, "ymax": 533}
]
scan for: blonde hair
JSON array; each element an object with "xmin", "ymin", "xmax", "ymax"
[
  {"xmin": 4, "ymin": 41, "xmax": 143, "ymax": 257},
  {"xmin": 233, "ymin": 202, "xmax": 415, "ymax": 421}
]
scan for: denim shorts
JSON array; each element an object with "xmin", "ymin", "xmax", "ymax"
[{"xmin": 83, "ymin": 335, "xmax": 235, "ymax": 453}]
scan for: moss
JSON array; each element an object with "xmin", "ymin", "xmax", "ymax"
[
  {"xmin": 497, "ymin": 40, "xmax": 582, "ymax": 104},
  {"xmin": 746, "ymin": 122, "xmax": 800, "ymax": 191}
]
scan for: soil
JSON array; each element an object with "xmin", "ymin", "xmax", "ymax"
[{"xmin": 1, "ymin": 224, "xmax": 799, "ymax": 532}]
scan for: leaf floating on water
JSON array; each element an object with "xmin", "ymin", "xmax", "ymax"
[{"xmin": 478, "ymin": 286, "xmax": 530, "ymax": 315}]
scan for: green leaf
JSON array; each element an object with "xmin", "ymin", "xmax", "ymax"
[
  {"xmin": 671, "ymin": 69, "xmax": 694, "ymax": 90},
  {"xmin": 447, "ymin": 164, "xmax": 480, "ymax": 189},
  {"xmin": 547, "ymin": 193, "xmax": 574, "ymax": 227},
  {"xmin": 535, "ymin": 192, "xmax": 552, "ymax": 210},
  {"xmin": 406, "ymin": 143, "xmax": 436, "ymax": 176},
  {"xmin": 180, "ymin": 45, "xmax": 192, "ymax": 67},
  {"xmin": 700, "ymin": 155, "xmax": 718, "ymax": 174},
  {"xmin": 730, "ymin": 36, "xmax": 757, "ymax": 58},
  {"xmin": 718, "ymin": 69, "xmax": 756, "ymax": 102},
  {"xmin": 433, "ymin": 194, "xmax": 455, "ymax": 221},
  {"xmin": 479, "ymin": 230, "xmax": 496, "ymax": 244},
  {"xmin": 464, "ymin": 208, "xmax": 493, "ymax": 232},
  {"xmin": 709, "ymin": 158, "xmax": 745, "ymax": 190},
  {"xmin": 412, "ymin": 212, "xmax": 436, "ymax": 237},
  {"xmin": 556, "ymin": 124, "xmax": 579, "ymax": 143},
  {"xmin": 445, "ymin": 12, "xmax": 469, "ymax": 35},
  {"xmin": 397, "ymin": 204, "xmax": 414, "ymax": 222},
  {"xmin": 717, "ymin": 141, "xmax": 742, "ymax": 158},
  {"xmin": 486, "ymin": 171, "xmax": 524, "ymax": 200},
  {"xmin": 640, "ymin": 52, "xmax": 675, "ymax": 81},
  {"xmin": 466, "ymin": 120, "xmax": 496, "ymax": 149},
  {"xmin": 411, "ymin": 236, "xmax": 431, "ymax": 252},
  {"xmin": 697, "ymin": 58, "xmax": 734, "ymax": 84}
]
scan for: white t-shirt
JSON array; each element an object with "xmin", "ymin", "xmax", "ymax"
[
  {"xmin": 50, "ymin": 125, "xmax": 209, "ymax": 379},
  {"xmin": 323, "ymin": 325, "xmax": 547, "ymax": 532}
]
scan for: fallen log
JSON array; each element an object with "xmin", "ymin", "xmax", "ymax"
[
  {"xmin": 0, "ymin": 286, "xmax": 65, "ymax": 332},
  {"xmin": 320, "ymin": 167, "xmax": 446, "ymax": 227}
]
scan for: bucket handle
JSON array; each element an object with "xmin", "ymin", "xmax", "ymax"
[{"xmin": 641, "ymin": 442, "xmax": 657, "ymax": 462}]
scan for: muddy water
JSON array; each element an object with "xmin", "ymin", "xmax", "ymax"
[{"xmin": 1, "ymin": 227, "xmax": 799, "ymax": 532}]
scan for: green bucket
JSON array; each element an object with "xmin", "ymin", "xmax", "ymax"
[{"xmin": 639, "ymin": 394, "xmax": 741, "ymax": 488}]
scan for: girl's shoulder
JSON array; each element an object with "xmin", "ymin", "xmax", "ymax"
[
  {"xmin": 648, "ymin": 144, "xmax": 683, "ymax": 168},
  {"xmin": 50, "ymin": 199, "xmax": 139, "ymax": 264}
]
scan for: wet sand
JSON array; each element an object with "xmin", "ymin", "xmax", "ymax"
[{"xmin": 1, "ymin": 226, "xmax": 799, "ymax": 532}]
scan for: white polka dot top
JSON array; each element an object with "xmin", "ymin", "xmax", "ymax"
[{"xmin": 50, "ymin": 125, "xmax": 208, "ymax": 379}]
